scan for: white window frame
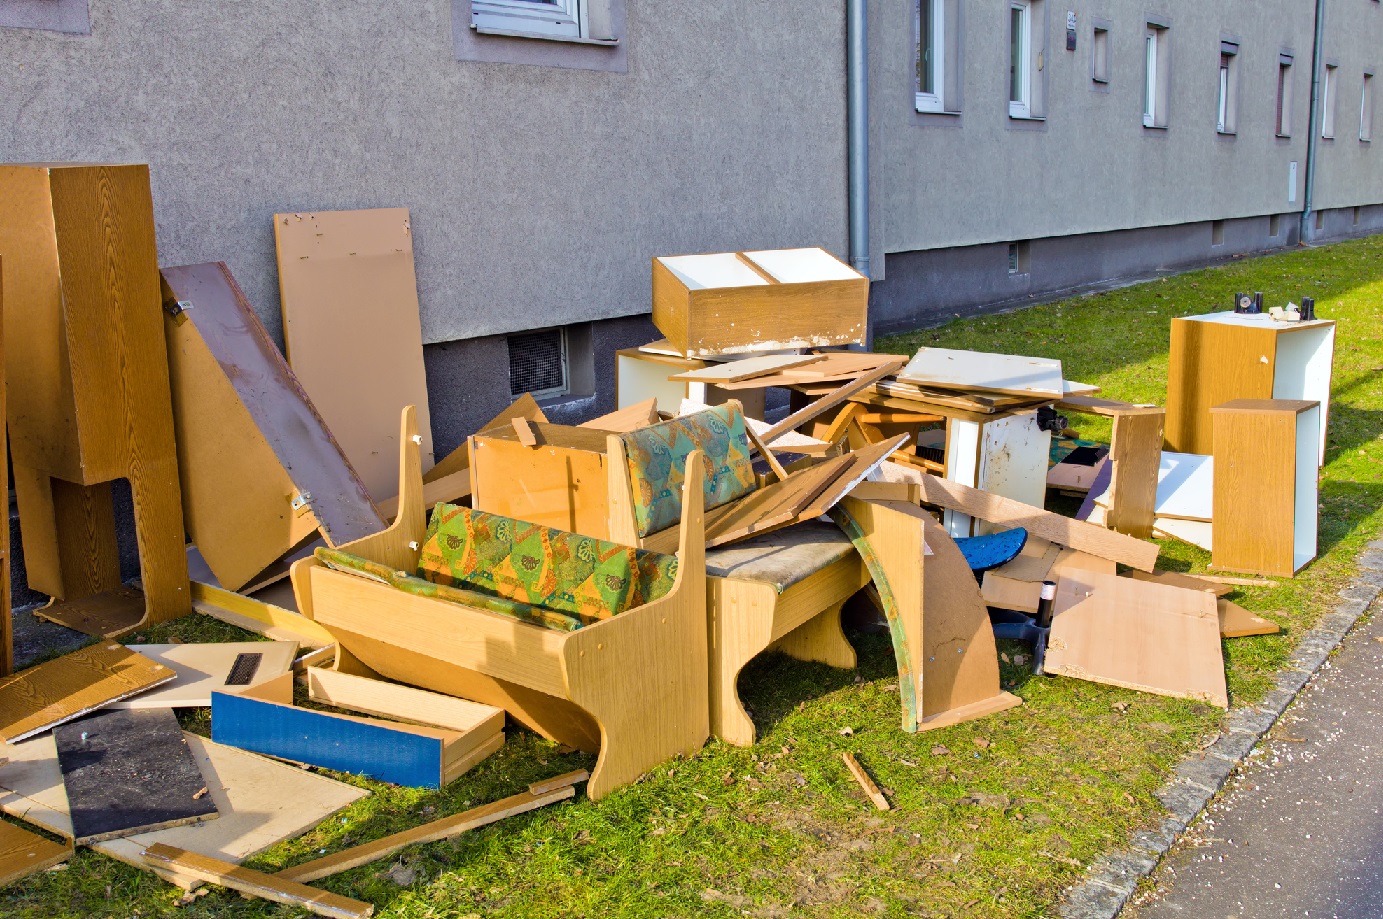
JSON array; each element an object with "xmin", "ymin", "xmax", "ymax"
[
  {"xmin": 916, "ymin": 0, "xmax": 946, "ymax": 113},
  {"xmin": 1009, "ymin": 1, "xmax": 1032, "ymax": 119},
  {"xmin": 1363, "ymin": 73, "xmax": 1376, "ymax": 142},
  {"xmin": 1276, "ymin": 55, "xmax": 1294, "ymax": 136},
  {"xmin": 1217, "ymin": 55, "xmax": 1230, "ymax": 132},
  {"xmin": 1091, "ymin": 25, "xmax": 1110, "ymax": 84},
  {"xmin": 1143, "ymin": 28, "xmax": 1159, "ymax": 126},
  {"xmin": 472, "ymin": 0, "xmax": 588, "ymax": 41},
  {"xmin": 1322, "ymin": 64, "xmax": 1338, "ymax": 139}
]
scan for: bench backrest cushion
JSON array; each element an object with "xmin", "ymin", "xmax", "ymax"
[
  {"xmin": 618, "ymin": 402, "xmax": 756, "ymax": 537},
  {"xmin": 418, "ymin": 504, "xmax": 679, "ymax": 622}
]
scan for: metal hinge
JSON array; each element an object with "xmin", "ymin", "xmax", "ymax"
[
  {"xmin": 164, "ymin": 299, "xmax": 193, "ymax": 318},
  {"xmin": 290, "ymin": 491, "xmax": 313, "ymax": 517}
]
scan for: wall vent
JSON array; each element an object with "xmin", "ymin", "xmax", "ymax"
[{"xmin": 507, "ymin": 328, "xmax": 569, "ymax": 399}]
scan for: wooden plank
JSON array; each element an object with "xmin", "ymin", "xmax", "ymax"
[
  {"xmin": 841, "ymin": 752, "xmax": 889, "ymax": 810},
  {"xmin": 1045, "ymin": 571, "xmax": 1227, "ymax": 708},
  {"xmin": 914, "ymin": 475, "xmax": 1159, "ymax": 571},
  {"xmin": 0, "ymin": 643, "xmax": 175, "ymax": 743},
  {"xmin": 898, "ymin": 348, "xmax": 1064, "ymax": 398},
  {"xmin": 580, "ymin": 397, "xmax": 660, "ymax": 433},
  {"xmin": 759, "ymin": 360, "xmax": 905, "ymax": 444},
  {"xmin": 54, "ymin": 708, "xmax": 218, "ymax": 844},
  {"xmin": 307, "ymin": 668, "xmax": 505, "ymax": 736},
  {"xmin": 667, "ymin": 353, "xmax": 823, "ymax": 383},
  {"xmin": 1104, "ymin": 409, "xmax": 1164, "ymax": 539},
  {"xmin": 511, "ymin": 416, "xmax": 538, "ymax": 447},
  {"xmin": 1126, "ymin": 569, "xmax": 1234, "ymax": 597},
  {"xmin": 527, "ymin": 769, "xmax": 590, "ymax": 796},
  {"xmin": 112, "ymin": 642, "xmax": 298, "ymax": 709},
  {"xmin": 469, "ymin": 429, "xmax": 609, "ymax": 538},
  {"xmin": 743, "ymin": 423, "xmax": 789, "ymax": 482},
  {"xmin": 0, "ymin": 731, "xmax": 366, "ymax": 888},
  {"xmin": 424, "ymin": 394, "xmax": 548, "ymax": 485},
  {"xmin": 33, "ymin": 586, "xmax": 146, "ymax": 638},
  {"xmin": 721, "ymin": 352, "xmax": 908, "ymax": 391},
  {"xmin": 275, "ymin": 208, "xmax": 434, "ymax": 500},
  {"xmin": 212, "ymin": 679, "xmax": 497, "ymax": 789},
  {"xmin": 190, "ymin": 580, "xmax": 336, "ymax": 649},
  {"xmin": 143, "ymin": 844, "xmax": 374, "ymax": 919},
  {"xmin": 1217, "ymin": 599, "xmax": 1281, "ymax": 638},
  {"xmin": 276, "ymin": 785, "xmax": 575, "ymax": 884},
  {"xmin": 0, "ymin": 819, "xmax": 70, "ymax": 887},
  {"xmin": 795, "ymin": 435, "xmax": 911, "ymax": 520},
  {"xmin": 161, "ymin": 263, "xmax": 383, "ymax": 588}
]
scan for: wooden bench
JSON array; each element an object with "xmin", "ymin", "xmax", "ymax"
[{"xmin": 291, "ymin": 407, "xmax": 709, "ymax": 801}]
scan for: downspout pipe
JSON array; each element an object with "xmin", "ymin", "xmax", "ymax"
[
  {"xmin": 847, "ymin": 0, "xmax": 870, "ymax": 277},
  {"xmin": 1301, "ymin": 0, "xmax": 1327, "ymax": 242}
]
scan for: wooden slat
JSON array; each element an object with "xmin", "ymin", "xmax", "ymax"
[
  {"xmin": 190, "ymin": 580, "xmax": 336, "ymax": 649},
  {"xmin": 143, "ymin": 844, "xmax": 374, "ymax": 919},
  {"xmin": 307, "ymin": 668, "xmax": 505, "ymax": 735},
  {"xmin": 1126, "ymin": 569, "xmax": 1234, "ymax": 597},
  {"xmin": 580, "ymin": 398, "xmax": 659, "ymax": 432},
  {"xmin": 841, "ymin": 752, "xmax": 889, "ymax": 810},
  {"xmin": 759, "ymin": 360, "xmax": 905, "ymax": 444},
  {"xmin": 527, "ymin": 769, "xmax": 590, "ymax": 796},
  {"xmin": 275, "ymin": 208, "xmax": 434, "ymax": 501},
  {"xmin": 667, "ymin": 353, "xmax": 823, "ymax": 383},
  {"xmin": 898, "ymin": 347, "xmax": 1064, "ymax": 398},
  {"xmin": 1105, "ymin": 409, "xmax": 1164, "ymax": 539},
  {"xmin": 914, "ymin": 475, "xmax": 1160, "ymax": 571},
  {"xmin": 276, "ymin": 785, "xmax": 575, "ymax": 884},
  {"xmin": 0, "ymin": 643, "xmax": 175, "ymax": 743},
  {"xmin": 0, "ymin": 819, "xmax": 71, "ymax": 887}
]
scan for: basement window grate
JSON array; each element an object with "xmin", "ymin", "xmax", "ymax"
[{"xmin": 507, "ymin": 328, "xmax": 569, "ymax": 399}]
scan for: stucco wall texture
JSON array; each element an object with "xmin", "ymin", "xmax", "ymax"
[
  {"xmin": 1311, "ymin": 0, "xmax": 1383, "ymax": 211},
  {"xmin": 0, "ymin": 1, "xmax": 849, "ymax": 345},
  {"xmin": 872, "ymin": 0, "xmax": 1363, "ymax": 255}
]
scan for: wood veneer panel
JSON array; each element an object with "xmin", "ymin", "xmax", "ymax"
[
  {"xmin": 0, "ymin": 643, "xmax": 175, "ymax": 743},
  {"xmin": 0, "ymin": 819, "xmax": 70, "ymax": 887}
]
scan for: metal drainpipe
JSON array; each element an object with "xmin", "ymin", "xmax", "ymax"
[
  {"xmin": 847, "ymin": 0, "xmax": 870, "ymax": 278},
  {"xmin": 1301, "ymin": 0, "xmax": 1327, "ymax": 242}
]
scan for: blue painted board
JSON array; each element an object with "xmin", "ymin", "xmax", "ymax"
[
  {"xmin": 954, "ymin": 527, "xmax": 1028, "ymax": 575},
  {"xmin": 211, "ymin": 691, "xmax": 444, "ymax": 788}
]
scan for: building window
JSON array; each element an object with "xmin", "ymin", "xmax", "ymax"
[
  {"xmin": 1269, "ymin": 214, "xmax": 1281, "ymax": 237},
  {"xmin": 1322, "ymin": 64, "xmax": 1338, "ymax": 139},
  {"xmin": 1217, "ymin": 42, "xmax": 1239, "ymax": 134},
  {"xmin": 1363, "ymin": 72, "xmax": 1375, "ymax": 142},
  {"xmin": 1091, "ymin": 24, "xmax": 1110, "ymax": 84},
  {"xmin": 1009, "ymin": 2, "xmax": 1033, "ymax": 118},
  {"xmin": 1143, "ymin": 23, "xmax": 1168, "ymax": 127},
  {"xmin": 507, "ymin": 328, "xmax": 570, "ymax": 399},
  {"xmin": 471, "ymin": 0, "xmax": 610, "ymax": 41},
  {"xmin": 1276, "ymin": 54, "xmax": 1294, "ymax": 136},
  {"xmin": 916, "ymin": 0, "xmax": 945, "ymax": 112},
  {"xmin": 1211, "ymin": 220, "xmax": 1226, "ymax": 246},
  {"xmin": 0, "ymin": 0, "xmax": 90, "ymax": 33},
  {"xmin": 1007, "ymin": 241, "xmax": 1030, "ymax": 274}
]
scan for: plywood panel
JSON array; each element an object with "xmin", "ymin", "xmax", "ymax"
[
  {"xmin": 0, "ymin": 819, "xmax": 70, "ymax": 887},
  {"xmin": 470, "ymin": 430, "xmax": 609, "ymax": 538},
  {"xmin": 0, "ymin": 731, "xmax": 366, "ymax": 886},
  {"xmin": 162, "ymin": 263, "xmax": 383, "ymax": 589},
  {"xmin": 275, "ymin": 208, "xmax": 434, "ymax": 500},
  {"xmin": 0, "ymin": 643, "xmax": 175, "ymax": 743},
  {"xmin": 1046, "ymin": 571, "xmax": 1226, "ymax": 708},
  {"xmin": 1104, "ymin": 409, "xmax": 1164, "ymax": 539},
  {"xmin": 898, "ymin": 348, "xmax": 1063, "ymax": 398}
]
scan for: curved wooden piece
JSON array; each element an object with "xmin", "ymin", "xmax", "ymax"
[
  {"xmin": 706, "ymin": 577, "xmax": 776, "ymax": 747},
  {"xmin": 333, "ymin": 405, "xmax": 425, "ymax": 573},
  {"xmin": 770, "ymin": 601, "xmax": 856, "ymax": 670}
]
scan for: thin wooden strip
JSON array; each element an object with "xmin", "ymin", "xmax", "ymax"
[
  {"xmin": 914, "ymin": 475, "xmax": 1159, "ymax": 572},
  {"xmin": 0, "ymin": 819, "xmax": 71, "ymax": 887},
  {"xmin": 744, "ymin": 424, "xmax": 789, "ymax": 482},
  {"xmin": 666, "ymin": 353, "xmax": 823, "ymax": 383},
  {"xmin": 841, "ymin": 752, "xmax": 889, "ymax": 811},
  {"xmin": 795, "ymin": 435, "xmax": 909, "ymax": 520},
  {"xmin": 527, "ymin": 769, "xmax": 590, "ymax": 796},
  {"xmin": 760, "ymin": 360, "xmax": 905, "ymax": 444},
  {"xmin": 1126, "ymin": 569, "xmax": 1234, "ymax": 597},
  {"xmin": 511, "ymin": 417, "xmax": 538, "ymax": 447},
  {"xmin": 189, "ymin": 580, "xmax": 336, "ymax": 649},
  {"xmin": 142, "ymin": 844, "xmax": 374, "ymax": 919},
  {"xmin": 276, "ymin": 786, "xmax": 575, "ymax": 884}
]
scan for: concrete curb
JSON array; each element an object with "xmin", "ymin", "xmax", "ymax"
[{"xmin": 1057, "ymin": 547, "xmax": 1383, "ymax": 919}]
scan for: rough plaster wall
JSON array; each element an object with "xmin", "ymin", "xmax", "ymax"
[
  {"xmin": 1311, "ymin": 0, "xmax": 1383, "ymax": 210},
  {"xmin": 0, "ymin": 1, "xmax": 848, "ymax": 345},
  {"xmin": 875, "ymin": 0, "xmax": 1320, "ymax": 253}
]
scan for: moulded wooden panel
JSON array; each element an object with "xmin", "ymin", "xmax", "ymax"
[
  {"xmin": 1104, "ymin": 409, "xmax": 1164, "ymax": 539},
  {"xmin": 0, "ymin": 643, "xmax": 176, "ymax": 743},
  {"xmin": 275, "ymin": 208, "xmax": 434, "ymax": 501},
  {"xmin": 898, "ymin": 348, "xmax": 1064, "ymax": 398},
  {"xmin": 162, "ymin": 263, "xmax": 383, "ymax": 589},
  {"xmin": 470, "ymin": 428, "xmax": 610, "ymax": 538}
]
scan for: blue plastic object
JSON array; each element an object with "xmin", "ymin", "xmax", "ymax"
[{"xmin": 954, "ymin": 527, "xmax": 1028, "ymax": 574}]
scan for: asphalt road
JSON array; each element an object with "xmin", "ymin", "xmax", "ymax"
[{"xmin": 1127, "ymin": 599, "xmax": 1383, "ymax": 919}]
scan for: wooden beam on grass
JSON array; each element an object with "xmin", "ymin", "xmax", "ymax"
[{"xmin": 142, "ymin": 844, "xmax": 374, "ymax": 919}]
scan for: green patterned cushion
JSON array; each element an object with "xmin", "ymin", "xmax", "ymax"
[
  {"xmin": 417, "ymin": 504, "xmax": 679, "ymax": 621},
  {"xmin": 314, "ymin": 547, "xmax": 584, "ymax": 632},
  {"xmin": 618, "ymin": 403, "xmax": 756, "ymax": 537}
]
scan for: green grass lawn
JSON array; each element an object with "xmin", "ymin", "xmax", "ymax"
[{"xmin": 5, "ymin": 236, "xmax": 1382, "ymax": 919}]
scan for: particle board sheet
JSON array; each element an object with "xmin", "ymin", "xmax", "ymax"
[
  {"xmin": 0, "ymin": 643, "xmax": 176, "ymax": 743},
  {"xmin": 717, "ymin": 351, "xmax": 905, "ymax": 391},
  {"xmin": 33, "ymin": 586, "xmax": 146, "ymax": 638},
  {"xmin": 111, "ymin": 642, "xmax": 298, "ymax": 709},
  {"xmin": 1152, "ymin": 452, "xmax": 1214, "ymax": 521},
  {"xmin": 275, "ymin": 208, "xmax": 434, "ymax": 501},
  {"xmin": 1216, "ymin": 599, "xmax": 1281, "ymax": 638},
  {"xmin": 1046, "ymin": 571, "xmax": 1227, "ymax": 708},
  {"xmin": 162, "ymin": 263, "xmax": 384, "ymax": 587},
  {"xmin": 1125, "ymin": 569, "xmax": 1234, "ymax": 597},
  {"xmin": 0, "ymin": 818, "xmax": 70, "ymax": 887},
  {"xmin": 54, "ymin": 708, "xmax": 218, "ymax": 844},
  {"xmin": 898, "ymin": 348, "xmax": 1064, "ymax": 399},
  {"xmin": 0, "ymin": 731, "xmax": 366, "ymax": 885}
]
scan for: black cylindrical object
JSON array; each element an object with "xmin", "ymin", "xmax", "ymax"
[
  {"xmin": 1035, "ymin": 580, "xmax": 1058, "ymax": 628},
  {"xmin": 1248, "ymin": 291, "xmax": 1263, "ymax": 314},
  {"xmin": 1301, "ymin": 296, "xmax": 1316, "ymax": 321},
  {"xmin": 1234, "ymin": 291, "xmax": 1250, "ymax": 314}
]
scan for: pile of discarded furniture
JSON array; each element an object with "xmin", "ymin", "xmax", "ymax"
[{"xmin": 0, "ymin": 164, "xmax": 1331, "ymax": 909}]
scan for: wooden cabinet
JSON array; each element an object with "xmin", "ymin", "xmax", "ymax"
[
  {"xmin": 1166, "ymin": 311, "xmax": 1334, "ymax": 464},
  {"xmin": 1211, "ymin": 399, "xmax": 1320, "ymax": 577},
  {"xmin": 614, "ymin": 348, "xmax": 764, "ymax": 419}
]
